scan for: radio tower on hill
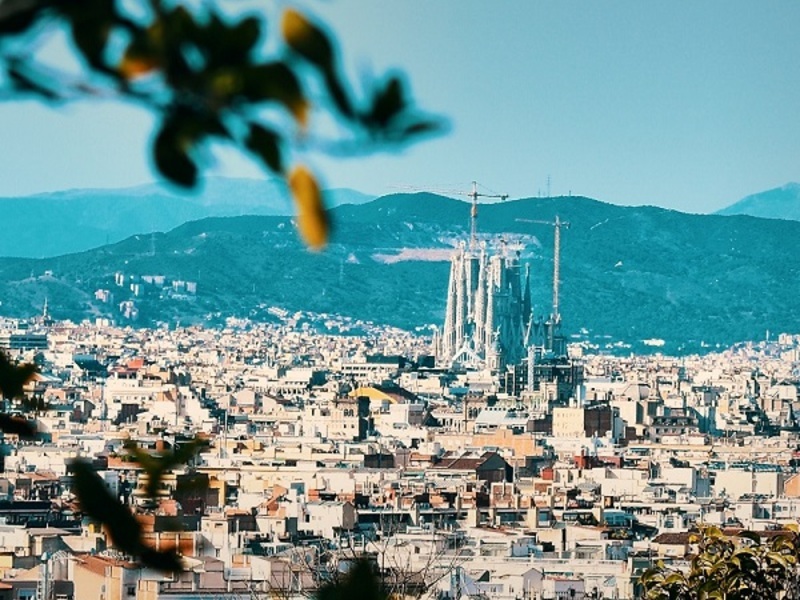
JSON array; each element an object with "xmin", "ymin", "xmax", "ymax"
[{"xmin": 399, "ymin": 181, "xmax": 508, "ymax": 248}]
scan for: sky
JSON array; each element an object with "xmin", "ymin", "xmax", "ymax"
[{"xmin": 1, "ymin": 1, "xmax": 799, "ymax": 213}]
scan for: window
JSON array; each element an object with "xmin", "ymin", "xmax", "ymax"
[{"xmin": 127, "ymin": 584, "xmax": 137, "ymax": 596}]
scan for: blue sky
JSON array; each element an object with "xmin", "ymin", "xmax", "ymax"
[{"xmin": 1, "ymin": 1, "xmax": 798, "ymax": 213}]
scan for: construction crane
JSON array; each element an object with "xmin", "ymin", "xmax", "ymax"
[
  {"xmin": 516, "ymin": 216, "xmax": 570, "ymax": 323},
  {"xmin": 399, "ymin": 181, "xmax": 508, "ymax": 249}
]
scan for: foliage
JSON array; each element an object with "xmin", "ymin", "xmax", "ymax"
[
  {"xmin": 0, "ymin": 350, "xmax": 38, "ymax": 438},
  {"xmin": 0, "ymin": 0, "xmax": 442, "ymax": 581},
  {"xmin": 0, "ymin": 0, "xmax": 441, "ymax": 248},
  {"xmin": 316, "ymin": 558, "xmax": 386, "ymax": 600},
  {"xmin": 68, "ymin": 457, "xmax": 184, "ymax": 571},
  {"xmin": 67, "ymin": 432, "xmax": 209, "ymax": 571},
  {"xmin": 0, "ymin": 347, "xmax": 209, "ymax": 572},
  {"xmin": 640, "ymin": 526, "xmax": 800, "ymax": 600}
]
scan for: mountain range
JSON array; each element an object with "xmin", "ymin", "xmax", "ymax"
[
  {"xmin": 0, "ymin": 190, "xmax": 799, "ymax": 352},
  {"xmin": 716, "ymin": 182, "xmax": 800, "ymax": 221},
  {"xmin": 0, "ymin": 178, "xmax": 373, "ymax": 258}
]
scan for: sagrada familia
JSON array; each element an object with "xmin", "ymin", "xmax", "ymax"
[{"xmin": 435, "ymin": 241, "xmax": 565, "ymax": 372}]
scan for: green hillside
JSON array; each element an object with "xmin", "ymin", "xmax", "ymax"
[{"xmin": 0, "ymin": 193, "xmax": 798, "ymax": 350}]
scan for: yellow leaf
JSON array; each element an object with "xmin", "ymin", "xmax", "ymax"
[
  {"xmin": 281, "ymin": 8, "xmax": 333, "ymax": 69},
  {"xmin": 289, "ymin": 166, "xmax": 328, "ymax": 249},
  {"xmin": 281, "ymin": 9, "xmax": 309, "ymax": 48},
  {"xmin": 119, "ymin": 48, "xmax": 159, "ymax": 80},
  {"xmin": 293, "ymin": 98, "xmax": 311, "ymax": 130}
]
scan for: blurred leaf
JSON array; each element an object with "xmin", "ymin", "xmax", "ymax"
[
  {"xmin": 205, "ymin": 15, "xmax": 261, "ymax": 67},
  {"xmin": 125, "ymin": 436, "xmax": 208, "ymax": 498},
  {"xmin": 281, "ymin": 8, "xmax": 354, "ymax": 120},
  {"xmin": 368, "ymin": 76, "xmax": 404, "ymax": 129},
  {"xmin": 317, "ymin": 558, "xmax": 385, "ymax": 600},
  {"xmin": 69, "ymin": 20, "xmax": 110, "ymax": 70},
  {"xmin": 139, "ymin": 548, "xmax": 182, "ymax": 572},
  {"xmin": 168, "ymin": 437, "xmax": 209, "ymax": 468},
  {"xmin": 70, "ymin": 459, "xmax": 182, "ymax": 572},
  {"xmin": 239, "ymin": 62, "xmax": 309, "ymax": 125},
  {"xmin": 289, "ymin": 165, "xmax": 329, "ymax": 250},
  {"xmin": 71, "ymin": 459, "xmax": 141, "ymax": 548},
  {"xmin": 0, "ymin": 0, "xmax": 44, "ymax": 34},
  {"xmin": 119, "ymin": 38, "xmax": 160, "ymax": 80},
  {"xmin": 400, "ymin": 119, "xmax": 440, "ymax": 138},
  {"xmin": 60, "ymin": 0, "xmax": 117, "ymax": 72},
  {"xmin": 19, "ymin": 394, "xmax": 48, "ymax": 413},
  {"xmin": 0, "ymin": 352, "xmax": 38, "ymax": 400},
  {"xmin": 7, "ymin": 63, "xmax": 59, "ymax": 100},
  {"xmin": 162, "ymin": 5, "xmax": 200, "ymax": 46},
  {"xmin": 0, "ymin": 414, "xmax": 36, "ymax": 439},
  {"xmin": 322, "ymin": 69, "xmax": 355, "ymax": 120},
  {"xmin": 738, "ymin": 530, "xmax": 762, "ymax": 545},
  {"xmin": 153, "ymin": 114, "xmax": 199, "ymax": 187},
  {"xmin": 245, "ymin": 123, "xmax": 282, "ymax": 174},
  {"xmin": 176, "ymin": 473, "xmax": 209, "ymax": 495},
  {"xmin": 281, "ymin": 9, "xmax": 333, "ymax": 70}
]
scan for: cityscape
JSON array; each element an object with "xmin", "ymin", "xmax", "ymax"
[
  {"xmin": 2, "ymin": 1, "xmax": 800, "ymax": 599},
  {"xmin": 1, "ymin": 190, "xmax": 800, "ymax": 598}
]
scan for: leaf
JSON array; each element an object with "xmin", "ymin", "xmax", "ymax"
[
  {"xmin": 7, "ymin": 63, "xmax": 60, "ymax": 100},
  {"xmin": 119, "ymin": 39, "xmax": 160, "ymax": 80},
  {"xmin": 369, "ymin": 76, "xmax": 404, "ymax": 129},
  {"xmin": 153, "ymin": 116, "xmax": 198, "ymax": 188},
  {"xmin": 766, "ymin": 551, "xmax": 790, "ymax": 571},
  {"xmin": 289, "ymin": 165, "xmax": 329, "ymax": 250},
  {"xmin": 59, "ymin": 0, "xmax": 117, "ymax": 72},
  {"xmin": 221, "ymin": 15, "xmax": 261, "ymax": 63},
  {"xmin": 662, "ymin": 573, "xmax": 686, "ymax": 586},
  {"xmin": 0, "ymin": 352, "xmax": 38, "ymax": 400},
  {"xmin": 280, "ymin": 9, "xmax": 355, "ymax": 120},
  {"xmin": 245, "ymin": 123, "xmax": 283, "ymax": 174},
  {"xmin": 281, "ymin": 9, "xmax": 334, "ymax": 70},
  {"xmin": 239, "ymin": 62, "xmax": 309, "ymax": 126},
  {"xmin": 192, "ymin": 13, "xmax": 262, "ymax": 69},
  {"xmin": 166, "ymin": 437, "xmax": 208, "ymax": 469},
  {"xmin": 70, "ymin": 458, "xmax": 142, "ymax": 551},
  {"xmin": 400, "ymin": 119, "xmax": 441, "ymax": 138},
  {"xmin": 70, "ymin": 20, "xmax": 110, "ymax": 70},
  {"xmin": 317, "ymin": 557, "xmax": 385, "ymax": 600},
  {"xmin": 0, "ymin": 0, "xmax": 44, "ymax": 35},
  {"xmin": 70, "ymin": 459, "xmax": 182, "ymax": 572},
  {"xmin": 125, "ymin": 437, "xmax": 208, "ymax": 499},
  {"xmin": 0, "ymin": 414, "xmax": 37, "ymax": 439},
  {"xmin": 321, "ymin": 69, "xmax": 355, "ymax": 120},
  {"xmin": 738, "ymin": 530, "xmax": 762, "ymax": 545}
]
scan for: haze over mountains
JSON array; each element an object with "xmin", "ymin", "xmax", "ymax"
[
  {"xmin": 715, "ymin": 182, "xmax": 800, "ymax": 221},
  {"xmin": 0, "ymin": 177, "xmax": 373, "ymax": 258},
  {"xmin": 0, "ymin": 184, "xmax": 799, "ymax": 352},
  {"xmin": 2, "ymin": 178, "xmax": 799, "ymax": 259}
]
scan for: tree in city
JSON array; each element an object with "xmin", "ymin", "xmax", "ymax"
[
  {"xmin": 0, "ymin": 0, "xmax": 441, "ymax": 248},
  {"xmin": 640, "ymin": 526, "xmax": 800, "ymax": 600}
]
